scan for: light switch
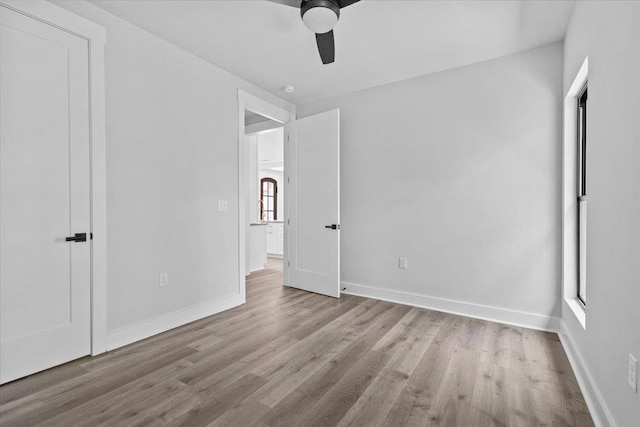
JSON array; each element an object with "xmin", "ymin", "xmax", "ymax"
[
  {"xmin": 159, "ymin": 273, "xmax": 169, "ymax": 287},
  {"xmin": 218, "ymin": 200, "xmax": 228, "ymax": 212}
]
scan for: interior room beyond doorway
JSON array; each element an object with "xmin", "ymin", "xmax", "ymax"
[{"xmin": 245, "ymin": 110, "xmax": 285, "ymax": 277}]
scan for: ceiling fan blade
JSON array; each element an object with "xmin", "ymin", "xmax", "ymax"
[
  {"xmin": 336, "ymin": 0, "xmax": 360, "ymax": 8},
  {"xmin": 265, "ymin": 0, "xmax": 302, "ymax": 8},
  {"xmin": 315, "ymin": 30, "xmax": 335, "ymax": 64}
]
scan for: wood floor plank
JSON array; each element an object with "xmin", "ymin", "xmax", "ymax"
[
  {"xmin": 506, "ymin": 326, "xmax": 555, "ymax": 427},
  {"xmin": 248, "ymin": 301, "xmax": 383, "ymax": 409},
  {"xmin": 251, "ymin": 299, "xmax": 388, "ymax": 385},
  {"xmin": 290, "ymin": 296, "xmax": 364, "ymax": 340},
  {"xmin": 336, "ymin": 367, "xmax": 409, "ymax": 427},
  {"xmin": 375, "ymin": 308, "xmax": 443, "ymax": 376},
  {"xmin": 294, "ymin": 348, "xmax": 393, "ymax": 427},
  {"xmin": 41, "ymin": 361, "xmax": 192, "ymax": 427},
  {"xmin": 381, "ymin": 314, "xmax": 459, "ymax": 427},
  {"xmin": 2, "ymin": 346, "xmax": 198, "ymax": 426},
  {"xmin": 469, "ymin": 322, "xmax": 510, "ymax": 427},
  {"xmin": 425, "ymin": 347, "xmax": 481, "ymax": 426},
  {"xmin": 261, "ymin": 304, "xmax": 412, "ymax": 426},
  {"xmin": 0, "ymin": 258, "xmax": 594, "ymax": 427},
  {"xmin": 79, "ymin": 327, "xmax": 207, "ymax": 374},
  {"xmin": 176, "ymin": 300, "xmax": 329, "ymax": 385},
  {"xmin": 0, "ymin": 359, "xmax": 88, "ymax": 406},
  {"xmin": 167, "ymin": 374, "xmax": 268, "ymax": 427},
  {"xmin": 127, "ymin": 387, "xmax": 204, "ymax": 426},
  {"xmin": 209, "ymin": 398, "xmax": 271, "ymax": 427},
  {"xmin": 188, "ymin": 335, "xmax": 300, "ymax": 394}
]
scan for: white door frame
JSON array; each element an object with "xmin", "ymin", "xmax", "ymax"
[
  {"xmin": 237, "ymin": 90, "xmax": 295, "ymax": 302},
  {"xmin": 1, "ymin": 0, "xmax": 108, "ymax": 355}
]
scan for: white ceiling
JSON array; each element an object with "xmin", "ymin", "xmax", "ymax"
[{"xmin": 89, "ymin": 0, "xmax": 575, "ymax": 105}]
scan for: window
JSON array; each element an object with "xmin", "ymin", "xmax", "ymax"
[
  {"xmin": 577, "ymin": 85, "xmax": 587, "ymax": 305},
  {"xmin": 563, "ymin": 57, "xmax": 588, "ymax": 327},
  {"xmin": 260, "ymin": 177, "xmax": 277, "ymax": 221}
]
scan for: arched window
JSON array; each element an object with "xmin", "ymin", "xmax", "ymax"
[{"xmin": 260, "ymin": 177, "xmax": 277, "ymax": 221}]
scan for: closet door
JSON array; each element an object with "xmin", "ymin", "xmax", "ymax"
[{"xmin": 1, "ymin": 5, "xmax": 91, "ymax": 384}]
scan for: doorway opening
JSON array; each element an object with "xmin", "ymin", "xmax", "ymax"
[
  {"xmin": 236, "ymin": 90, "xmax": 295, "ymax": 303},
  {"xmin": 237, "ymin": 91, "xmax": 341, "ymax": 301}
]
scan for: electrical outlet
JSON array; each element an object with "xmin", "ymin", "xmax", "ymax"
[
  {"xmin": 399, "ymin": 257, "xmax": 408, "ymax": 269},
  {"xmin": 629, "ymin": 354, "xmax": 638, "ymax": 392},
  {"xmin": 159, "ymin": 273, "xmax": 169, "ymax": 287},
  {"xmin": 218, "ymin": 200, "xmax": 228, "ymax": 211}
]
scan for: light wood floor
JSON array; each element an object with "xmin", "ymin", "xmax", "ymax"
[{"xmin": 0, "ymin": 258, "xmax": 592, "ymax": 426}]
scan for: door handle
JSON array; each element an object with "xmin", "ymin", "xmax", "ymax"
[
  {"xmin": 324, "ymin": 224, "xmax": 340, "ymax": 230},
  {"xmin": 65, "ymin": 233, "xmax": 87, "ymax": 242}
]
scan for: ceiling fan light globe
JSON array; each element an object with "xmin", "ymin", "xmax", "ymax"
[{"xmin": 302, "ymin": 6, "xmax": 339, "ymax": 34}]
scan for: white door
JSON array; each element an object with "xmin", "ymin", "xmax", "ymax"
[
  {"xmin": 0, "ymin": 5, "xmax": 91, "ymax": 384},
  {"xmin": 285, "ymin": 109, "xmax": 340, "ymax": 298}
]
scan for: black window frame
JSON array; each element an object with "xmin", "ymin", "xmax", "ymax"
[{"xmin": 260, "ymin": 177, "xmax": 277, "ymax": 221}]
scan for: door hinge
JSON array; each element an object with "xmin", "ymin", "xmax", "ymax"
[
  {"xmin": 288, "ymin": 219, "xmax": 290, "ymax": 225},
  {"xmin": 287, "ymin": 176, "xmax": 290, "ymax": 183},
  {"xmin": 288, "ymin": 261, "xmax": 290, "ymax": 267}
]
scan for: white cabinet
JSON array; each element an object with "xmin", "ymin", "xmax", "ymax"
[
  {"xmin": 277, "ymin": 223, "xmax": 284, "ymax": 254},
  {"xmin": 266, "ymin": 222, "xmax": 284, "ymax": 256},
  {"xmin": 249, "ymin": 224, "xmax": 267, "ymax": 272}
]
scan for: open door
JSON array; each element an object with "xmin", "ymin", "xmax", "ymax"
[{"xmin": 285, "ymin": 109, "xmax": 340, "ymax": 298}]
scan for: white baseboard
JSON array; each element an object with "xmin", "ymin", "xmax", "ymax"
[
  {"xmin": 558, "ymin": 323, "xmax": 617, "ymax": 427},
  {"xmin": 106, "ymin": 293, "xmax": 244, "ymax": 351},
  {"xmin": 340, "ymin": 281, "xmax": 560, "ymax": 332}
]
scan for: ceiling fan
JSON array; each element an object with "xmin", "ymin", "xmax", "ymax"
[{"xmin": 267, "ymin": 0, "xmax": 361, "ymax": 64}]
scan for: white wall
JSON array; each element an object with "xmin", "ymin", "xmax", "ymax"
[
  {"xmin": 256, "ymin": 127, "xmax": 284, "ymax": 167},
  {"xmin": 561, "ymin": 2, "xmax": 640, "ymax": 426},
  {"xmin": 299, "ymin": 43, "xmax": 564, "ymax": 328},
  {"xmin": 50, "ymin": 1, "xmax": 294, "ymax": 338}
]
